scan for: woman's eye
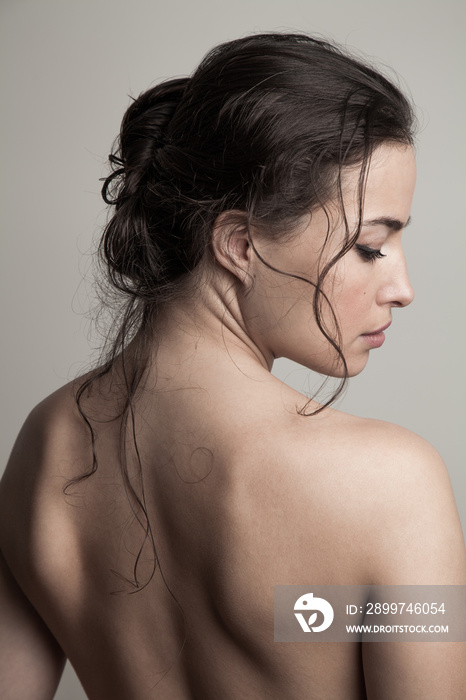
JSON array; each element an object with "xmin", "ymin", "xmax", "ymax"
[{"xmin": 355, "ymin": 244, "xmax": 386, "ymax": 262}]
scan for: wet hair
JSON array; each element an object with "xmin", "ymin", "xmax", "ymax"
[{"xmin": 72, "ymin": 33, "xmax": 416, "ymax": 589}]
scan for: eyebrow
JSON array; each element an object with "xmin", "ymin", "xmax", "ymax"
[{"xmin": 361, "ymin": 215, "xmax": 412, "ymax": 231}]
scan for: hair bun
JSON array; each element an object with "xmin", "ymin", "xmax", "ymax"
[
  {"xmin": 103, "ymin": 77, "xmax": 189, "ymax": 205},
  {"xmin": 121, "ymin": 77, "xmax": 189, "ymax": 156}
]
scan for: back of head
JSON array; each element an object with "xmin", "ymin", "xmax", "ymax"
[{"xmin": 101, "ymin": 33, "xmax": 415, "ymax": 309}]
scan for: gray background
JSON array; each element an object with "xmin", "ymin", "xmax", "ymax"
[{"xmin": 1, "ymin": 1, "xmax": 464, "ymax": 697}]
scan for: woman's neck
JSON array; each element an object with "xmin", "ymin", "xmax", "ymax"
[{"xmin": 151, "ymin": 267, "xmax": 274, "ymax": 383}]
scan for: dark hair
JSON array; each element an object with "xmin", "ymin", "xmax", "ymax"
[{"xmin": 73, "ymin": 33, "xmax": 416, "ymax": 588}]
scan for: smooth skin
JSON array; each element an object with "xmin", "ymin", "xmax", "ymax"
[{"xmin": 1, "ymin": 145, "xmax": 465, "ymax": 699}]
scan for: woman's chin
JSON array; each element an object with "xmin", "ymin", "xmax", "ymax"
[
  {"xmin": 345, "ymin": 355, "xmax": 370, "ymax": 378},
  {"xmin": 324, "ymin": 354, "xmax": 370, "ymax": 379}
]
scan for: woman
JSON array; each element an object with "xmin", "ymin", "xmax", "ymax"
[{"xmin": 1, "ymin": 33, "xmax": 464, "ymax": 699}]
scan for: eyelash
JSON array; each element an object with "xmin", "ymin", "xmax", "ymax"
[{"xmin": 355, "ymin": 244, "xmax": 386, "ymax": 262}]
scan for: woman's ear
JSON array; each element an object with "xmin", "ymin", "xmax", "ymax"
[{"xmin": 211, "ymin": 211, "xmax": 254, "ymax": 285}]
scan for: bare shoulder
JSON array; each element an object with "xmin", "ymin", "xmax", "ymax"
[
  {"xmin": 1, "ymin": 379, "xmax": 87, "ymax": 490},
  {"xmin": 317, "ymin": 411, "xmax": 453, "ymax": 500},
  {"xmin": 338, "ymin": 413, "xmax": 465, "ymax": 583},
  {"xmin": 260, "ymin": 407, "xmax": 466, "ymax": 585},
  {"xmin": 0, "ymin": 380, "xmax": 89, "ymax": 573}
]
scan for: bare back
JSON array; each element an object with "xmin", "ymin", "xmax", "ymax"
[{"xmin": 1, "ymin": 336, "xmax": 465, "ymax": 699}]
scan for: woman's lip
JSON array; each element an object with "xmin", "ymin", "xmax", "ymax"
[
  {"xmin": 362, "ymin": 321, "xmax": 392, "ymax": 336},
  {"xmin": 361, "ymin": 322, "xmax": 391, "ymax": 349},
  {"xmin": 361, "ymin": 331, "xmax": 386, "ymax": 348}
]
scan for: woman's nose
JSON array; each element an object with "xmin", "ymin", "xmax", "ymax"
[{"xmin": 380, "ymin": 252, "xmax": 415, "ymax": 308}]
